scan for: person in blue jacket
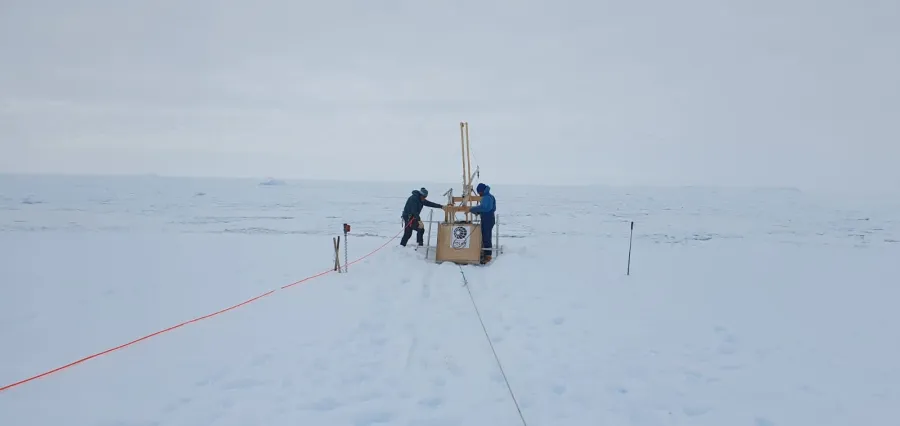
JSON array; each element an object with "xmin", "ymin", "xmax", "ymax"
[
  {"xmin": 467, "ymin": 183, "xmax": 497, "ymax": 263},
  {"xmin": 400, "ymin": 187, "xmax": 444, "ymax": 247}
]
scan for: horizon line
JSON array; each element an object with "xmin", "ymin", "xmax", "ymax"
[{"xmin": 0, "ymin": 171, "xmax": 811, "ymax": 192}]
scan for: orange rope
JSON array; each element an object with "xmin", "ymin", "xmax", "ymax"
[{"xmin": 1, "ymin": 218, "xmax": 416, "ymax": 393}]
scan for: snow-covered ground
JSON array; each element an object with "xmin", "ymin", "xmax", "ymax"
[{"xmin": 1, "ymin": 174, "xmax": 898, "ymax": 425}]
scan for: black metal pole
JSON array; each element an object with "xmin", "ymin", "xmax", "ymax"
[{"xmin": 627, "ymin": 221, "xmax": 634, "ymax": 276}]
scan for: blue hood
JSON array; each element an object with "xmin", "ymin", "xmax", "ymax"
[{"xmin": 469, "ymin": 183, "xmax": 495, "ymax": 214}]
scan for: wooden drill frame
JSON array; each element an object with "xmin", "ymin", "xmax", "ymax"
[{"xmin": 425, "ymin": 121, "xmax": 501, "ymax": 265}]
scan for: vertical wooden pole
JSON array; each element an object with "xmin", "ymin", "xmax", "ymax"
[
  {"xmin": 469, "ymin": 135, "xmax": 475, "ymax": 223},
  {"xmin": 459, "ymin": 121, "xmax": 469, "ymax": 221},
  {"xmin": 461, "ymin": 121, "xmax": 475, "ymax": 222},
  {"xmin": 465, "ymin": 121, "xmax": 472, "ymax": 187},
  {"xmin": 460, "ymin": 122, "xmax": 467, "ymax": 195}
]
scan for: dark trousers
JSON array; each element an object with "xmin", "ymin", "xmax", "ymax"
[
  {"xmin": 400, "ymin": 216, "xmax": 423, "ymax": 246},
  {"xmin": 480, "ymin": 213, "xmax": 495, "ymax": 258}
]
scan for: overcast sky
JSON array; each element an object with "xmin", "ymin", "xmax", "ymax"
[{"xmin": 1, "ymin": 0, "xmax": 898, "ymax": 193}]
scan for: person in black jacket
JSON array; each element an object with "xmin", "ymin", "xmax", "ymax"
[{"xmin": 400, "ymin": 187, "xmax": 444, "ymax": 246}]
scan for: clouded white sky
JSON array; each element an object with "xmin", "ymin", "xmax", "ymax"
[{"xmin": 1, "ymin": 0, "xmax": 898, "ymax": 193}]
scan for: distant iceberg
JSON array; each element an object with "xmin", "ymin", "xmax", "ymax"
[
  {"xmin": 21, "ymin": 196, "xmax": 44, "ymax": 204},
  {"xmin": 258, "ymin": 177, "xmax": 286, "ymax": 186}
]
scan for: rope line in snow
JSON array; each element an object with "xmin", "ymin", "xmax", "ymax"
[
  {"xmin": 0, "ymin": 218, "xmax": 417, "ymax": 393},
  {"xmin": 458, "ymin": 265, "xmax": 529, "ymax": 426}
]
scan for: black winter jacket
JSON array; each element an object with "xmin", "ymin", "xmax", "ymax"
[{"xmin": 402, "ymin": 189, "xmax": 442, "ymax": 222}]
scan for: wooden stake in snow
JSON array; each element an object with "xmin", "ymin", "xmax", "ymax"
[
  {"xmin": 627, "ymin": 221, "xmax": 634, "ymax": 276},
  {"xmin": 333, "ymin": 235, "xmax": 342, "ymax": 273}
]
